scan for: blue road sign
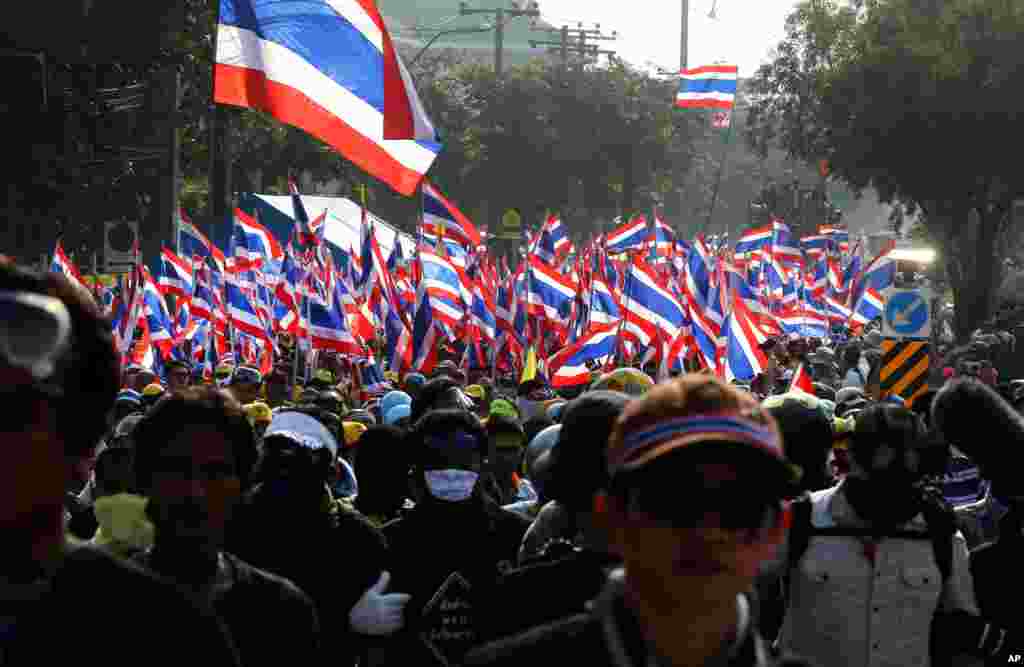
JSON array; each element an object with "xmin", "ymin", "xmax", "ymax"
[{"xmin": 884, "ymin": 290, "xmax": 930, "ymax": 338}]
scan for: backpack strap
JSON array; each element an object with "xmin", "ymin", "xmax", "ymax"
[
  {"xmin": 786, "ymin": 487, "xmax": 954, "ymax": 582},
  {"xmin": 786, "ymin": 493, "xmax": 814, "ymax": 573},
  {"xmin": 919, "ymin": 486, "xmax": 957, "ymax": 582}
]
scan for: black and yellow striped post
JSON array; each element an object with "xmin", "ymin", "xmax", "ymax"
[{"xmin": 880, "ymin": 338, "xmax": 930, "ymax": 406}]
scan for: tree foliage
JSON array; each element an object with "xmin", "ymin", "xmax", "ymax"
[{"xmin": 748, "ymin": 0, "xmax": 1024, "ymax": 340}]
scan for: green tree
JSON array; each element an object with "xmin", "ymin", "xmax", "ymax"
[{"xmin": 749, "ymin": 0, "xmax": 1024, "ymax": 340}]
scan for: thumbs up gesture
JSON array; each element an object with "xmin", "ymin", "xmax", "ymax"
[{"xmin": 349, "ymin": 571, "xmax": 412, "ymax": 636}]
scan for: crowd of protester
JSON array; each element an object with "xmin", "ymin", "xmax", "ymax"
[{"xmin": 8, "ymin": 258, "xmax": 1024, "ymax": 667}]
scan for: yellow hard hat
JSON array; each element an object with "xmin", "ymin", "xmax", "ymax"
[
  {"xmin": 465, "ymin": 384, "xmax": 486, "ymax": 401},
  {"xmin": 245, "ymin": 401, "xmax": 273, "ymax": 425},
  {"xmin": 142, "ymin": 383, "xmax": 165, "ymax": 398},
  {"xmin": 342, "ymin": 421, "xmax": 368, "ymax": 448},
  {"xmin": 384, "ymin": 370, "xmax": 400, "ymax": 385}
]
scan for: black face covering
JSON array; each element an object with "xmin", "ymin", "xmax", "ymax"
[{"xmin": 844, "ymin": 474, "xmax": 922, "ymax": 527}]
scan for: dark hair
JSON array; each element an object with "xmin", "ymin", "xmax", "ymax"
[
  {"xmin": 765, "ymin": 399, "xmax": 833, "ymax": 493},
  {"xmin": 850, "ymin": 404, "xmax": 928, "ymax": 470},
  {"xmin": 94, "ymin": 447, "xmax": 136, "ymax": 496},
  {"xmin": 0, "ymin": 261, "xmax": 119, "ymax": 458},
  {"xmin": 354, "ymin": 425, "xmax": 409, "ymax": 517},
  {"xmin": 408, "ymin": 408, "xmax": 487, "ymax": 464},
  {"xmin": 132, "ymin": 387, "xmax": 257, "ymax": 490},
  {"xmin": 410, "ymin": 377, "xmax": 459, "ymax": 424}
]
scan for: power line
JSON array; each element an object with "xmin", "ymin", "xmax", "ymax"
[
  {"xmin": 459, "ymin": 1, "xmax": 541, "ymax": 76},
  {"xmin": 529, "ymin": 22, "xmax": 618, "ymax": 71}
]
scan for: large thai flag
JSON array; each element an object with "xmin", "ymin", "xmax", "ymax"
[
  {"xmin": 676, "ymin": 65, "xmax": 738, "ymax": 110},
  {"xmin": 214, "ymin": 0, "xmax": 439, "ymax": 196},
  {"xmin": 605, "ymin": 215, "xmax": 648, "ymax": 254},
  {"xmin": 734, "ymin": 224, "xmax": 771, "ymax": 266},
  {"xmin": 548, "ymin": 321, "xmax": 620, "ymax": 388},
  {"xmin": 421, "ymin": 181, "xmax": 482, "ymax": 249},
  {"xmin": 158, "ymin": 248, "xmax": 195, "ymax": 299}
]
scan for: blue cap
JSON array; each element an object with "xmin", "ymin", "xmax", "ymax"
[
  {"xmin": 384, "ymin": 403, "xmax": 411, "ymax": 426},
  {"xmin": 381, "ymin": 390, "xmax": 412, "ymax": 416},
  {"xmin": 115, "ymin": 389, "xmax": 142, "ymax": 406}
]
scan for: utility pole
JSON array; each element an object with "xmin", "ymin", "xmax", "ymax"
[
  {"xmin": 680, "ymin": 0, "xmax": 689, "ymax": 70},
  {"xmin": 529, "ymin": 23, "xmax": 617, "ymax": 71},
  {"xmin": 459, "ymin": 1, "xmax": 540, "ymax": 77}
]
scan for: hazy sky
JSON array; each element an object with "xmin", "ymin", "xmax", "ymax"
[{"xmin": 535, "ymin": 0, "xmax": 800, "ymax": 75}]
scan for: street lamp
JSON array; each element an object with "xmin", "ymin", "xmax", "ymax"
[{"xmin": 409, "ymin": 24, "xmax": 494, "ymax": 66}]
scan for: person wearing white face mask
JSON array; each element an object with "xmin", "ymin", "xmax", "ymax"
[{"xmin": 369, "ymin": 409, "xmax": 532, "ymax": 667}]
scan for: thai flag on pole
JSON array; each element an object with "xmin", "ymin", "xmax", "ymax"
[
  {"xmin": 770, "ymin": 220, "xmax": 802, "ymax": 265},
  {"xmin": 819, "ymin": 224, "xmax": 850, "ymax": 253},
  {"xmin": 225, "ymin": 275, "xmax": 271, "ymax": 342},
  {"xmin": 852, "ymin": 287, "xmax": 884, "ymax": 329},
  {"xmin": 800, "ymin": 235, "xmax": 830, "ymax": 261},
  {"xmin": 850, "ymin": 243, "xmax": 896, "ymax": 309},
  {"xmin": 534, "ymin": 215, "xmax": 572, "ymax": 265},
  {"xmin": 548, "ymin": 321, "xmax": 620, "ymax": 388},
  {"xmin": 790, "ymin": 362, "xmax": 816, "ymax": 394},
  {"xmin": 213, "ymin": 0, "xmax": 439, "ymax": 196},
  {"xmin": 824, "ymin": 293, "xmax": 853, "ymax": 324},
  {"xmin": 605, "ymin": 215, "xmax": 649, "ymax": 254},
  {"xmin": 309, "ymin": 280, "xmax": 362, "ymax": 356},
  {"xmin": 141, "ymin": 268, "xmax": 176, "ymax": 359},
  {"xmin": 621, "ymin": 255, "xmax": 687, "ymax": 349},
  {"xmin": 733, "ymin": 224, "xmax": 771, "ymax": 269},
  {"xmin": 289, "ymin": 179, "xmax": 326, "ymax": 247},
  {"xmin": 50, "ymin": 240, "xmax": 89, "ymax": 292},
  {"xmin": 527, "ymin": 256, "xmax": 577, "ymax": 323},
  {"xmin": 178, "ymin": 208, "xmax": 226, "ymax": 274},
  {"xmin": 158, "ymin": 248, "xmax": 194, "ymax": 299},
  {"xmin": 683, "ymin": 238, "xmax": 722, "ymax": 371},
  {"xmin": 421, "ymin": 180, "xmax": 481, "ymax": 249},
  {"xmin": 676, "ymin": 64, "xmax": 738, "ymax": 110},
  {"xmin": 647, "ymin": 215, "xmax": 676, "ymax": 262},
  {"xmin": 723, "ymin": 296, "xmax": 769, "ymax": 382},
  {"xmin": 232, "ymin": 208, "xmax": 284, "ymax": 271}
]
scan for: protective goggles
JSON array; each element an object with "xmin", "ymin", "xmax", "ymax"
[{"xmin": 0, "ymin": 290, "xmax": 72, "ymax": 390}]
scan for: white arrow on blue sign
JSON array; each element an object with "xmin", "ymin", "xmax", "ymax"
[{"xmin": 883, "ymin": 288, "xmax": 932, "ymax": 339}]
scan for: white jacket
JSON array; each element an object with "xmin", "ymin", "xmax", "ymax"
[{"xmin": 777, "ymin": 484, "xmax": 978, "ymax": 667}]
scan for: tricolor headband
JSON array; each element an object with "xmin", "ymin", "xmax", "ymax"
[{"xmin": 611, "ymin": 414, "xmax": 783, "ymax": 473}]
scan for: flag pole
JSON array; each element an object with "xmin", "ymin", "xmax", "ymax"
[{"xmin": 702, "ymin": 114, "xmax": 735, "ymax": 236}]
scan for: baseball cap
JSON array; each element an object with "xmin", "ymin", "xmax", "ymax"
[
  {"xmin": 489, "ymin": 398, "xmax": 519, "ymax": 421},
  {"xmin": 231, "ymin": 366, "xmax": 263, "ymax": 386},
  {"xmin": 245, "ymin": 401, "xmax": 273, "ymax": 425},
  {"xmin": 142, "ymin": 383, "xmax": 165, "ymax": 398},
  {"xmin": 342, "ymin": 421, "xmax": 368, "ymax": 448},
  {"xmin": 383, "ymin": 403, "xmax": 411, "ymax": 426},
  {"xmin": 543, "ymin": 390, "xmax": 630, "ymax": 507},
  {"xmin": 607, "ymin": 375, "xmax": 797, "ymax": 494},
  {"xmin": 264, "ymin": 410, "xmax": 339, "ymax": 458},
  {"xmin": 115, "ymin": 389, "xmax": 143, "ymax": 407}
]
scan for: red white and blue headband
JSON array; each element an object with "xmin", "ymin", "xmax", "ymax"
[{"xmin": 610, "ymin": 414, "xmax": 783, "ymax": 474}]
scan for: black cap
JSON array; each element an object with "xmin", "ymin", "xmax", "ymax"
[{"xmin": 543, "ymin": 390, "xmax": 630, "ymax": 508}]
